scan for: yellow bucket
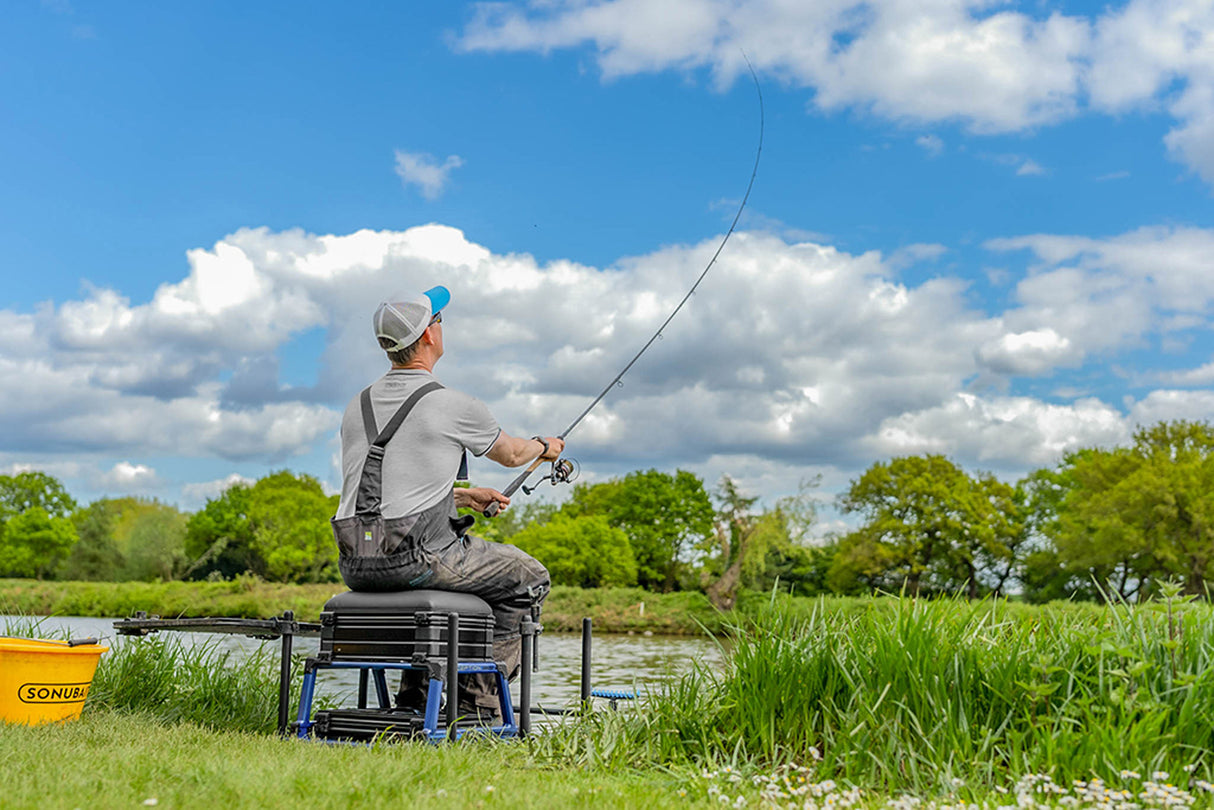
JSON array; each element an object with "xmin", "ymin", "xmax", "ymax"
[{"xmin": 0, "ymin": 637, "xmax": 108, "ymax": 725}]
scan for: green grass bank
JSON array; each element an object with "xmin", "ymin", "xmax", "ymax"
[
  {"xmin": 0, "ymin": 577, "xmax": 1123, "ymax": 635},
  {"xmin": 0, "ymin": 712, "xmax": 706, "ymax": 810},
  {"xmin": 6, "ymin": 596, "xmax": 1214, "ymax": 807}
]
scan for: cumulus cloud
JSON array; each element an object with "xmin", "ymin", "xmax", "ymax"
[
  {"xmin": 3, "ymin": 220, "xmax": 1214, "ymax": 506},
  {"xmin": 863, "ymin": 393, "xmax": 1129, "ymax": 468},
  {"xmin": 915, "ymin": 134, "xmax": 944, "ymax": 157},
  {"xmin": 976, "ymin": 328, "xmax": 1077, "ymax": 376},
  {"xmin": 393, "ymin": 149, "xmax": 464, "ymax": 200},
  {"xmin": 181, "ymin": 473, "xmax": 256, "ymax": 506},
  {"xmin": 95, "ymin": 461, "xmax": 160, "ymax": 492},
  {"xmin": 1161, "ymin": 360, "xmax": 1214, "ymax": 386},
  {"xmin": 1016, "ymin": 159, "xmax": 1046, "ymax": 176},
  {"xmin": 456, "ymin": 0, "xmax": 1214, "ymax": 185}
]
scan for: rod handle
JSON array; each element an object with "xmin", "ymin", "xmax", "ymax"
[{"xmin": 482, "ymin": 458, "xmax": 545, "ymax": 517}]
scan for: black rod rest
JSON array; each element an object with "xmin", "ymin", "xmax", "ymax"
[{"xmin": 113, "ymin": 610, "xmax": 320, "ymax": 736}]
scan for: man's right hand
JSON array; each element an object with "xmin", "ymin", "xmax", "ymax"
[{"xmin": 538, "ymin": 436, "xmax": 564, "ymax": 461}]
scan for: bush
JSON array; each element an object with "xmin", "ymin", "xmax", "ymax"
[{"xmin": 509, "ymin": 514, "xmax": 637, "ymax": 588}]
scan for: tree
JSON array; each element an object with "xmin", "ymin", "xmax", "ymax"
[
  {"xmin": 1047, "ymin": 420, "xmax": 1214, "ymax": 599},
  {"xmin": 0, "ymin": 508, "xmax": 78, "ymax": 578},
  {"xmin": 0, "ymin": 472, "xmax": 79, "ymax": 579},
  {"xmin": 247, "ymin": 471, "xmax": 341, "ymax": 583},
  {"xmin": 123, "ymin": 502, "xmax": 190, "ymax": 581},
  {"xmin": 833, "ymin": 455, "xmax": 1025, "ymax": 598},
  {"xmin": 184, "ymin": 483, "xmax": 259, "ymax": 580},
  {"xmin": 508, "ymin": 514, "xmax": 637, "ymax": 588},
  {"xmin": 0, "ymin": 472, "xmax": 76, "ymax": 520},
  {"xmin": 464, "ymin": 499, "xmax": 558, "ymax": 544},
  {"xmin": 563, "ymin": 469, "xmax": 714, "ymax": 591},
  {"xmin": 702, "ymin": 476, "xmax": 825, "ymax": 609},
  {"xmin": 63, "ymin": 499, "xmax": 128, "ymax": 580}
]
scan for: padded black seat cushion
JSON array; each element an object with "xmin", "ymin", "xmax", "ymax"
[{"xmin": 324, "ymin": 589, "xmax": 492, "ymax": 616}]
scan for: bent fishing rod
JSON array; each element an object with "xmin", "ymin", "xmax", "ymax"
[{"xmin": 484, "ymin": 57, "xmax": 765, "ymax": 518}]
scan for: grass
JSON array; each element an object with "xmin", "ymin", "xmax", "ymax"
[
  {"xmin": 531, "ymin": 592, "xmax": 1214, "ymax": 802},
  {"xmin": 8, "ymin": 594, "xmax": 1214, "ymax": 807},
  {"xmin": 0, "ymin": 712, "xmax": 706, "ymax": 810}
]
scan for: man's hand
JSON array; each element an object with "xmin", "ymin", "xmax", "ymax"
[
  {"xmin": 538, "ymin": 436, "xmax": 565, "ymax": 461},
  {"xmin": 454, "ymin": 487, "xmax": 510, "ymax": 514}
]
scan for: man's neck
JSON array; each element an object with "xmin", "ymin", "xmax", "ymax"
[{"xmin": 392, "ymin": 359, "xmax": 434, "ymax": 372}]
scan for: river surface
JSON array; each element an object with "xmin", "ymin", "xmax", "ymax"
[{"xmin": 3, "ymin": 615, "xmax": 723, "ymax": 714}]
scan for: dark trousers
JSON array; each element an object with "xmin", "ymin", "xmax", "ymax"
[{"xmin": 342, "ymin": 528, "xmax": 549, "ymax": 711}]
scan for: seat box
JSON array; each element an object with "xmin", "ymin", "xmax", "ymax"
[{"xmin": 319, "ymin": 590, "xmax": 495, "ymax": 663}]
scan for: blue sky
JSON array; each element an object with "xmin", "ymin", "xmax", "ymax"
[{"xmin": 2, "ymin": 0, "xmax": 1213, "ymax": 527}]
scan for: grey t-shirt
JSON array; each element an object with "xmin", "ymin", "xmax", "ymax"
[{"xmin": 335, "ymin": 369, "xmax": 502, "ymax": 519}]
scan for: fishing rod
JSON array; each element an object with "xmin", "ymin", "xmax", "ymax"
[{"xmin": 484, "ymin": 56, "xmax": 765, "ymax": 518}]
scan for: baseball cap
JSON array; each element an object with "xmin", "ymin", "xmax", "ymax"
[{"xmin": 373, "ymin": 286, "xmax": 450, "ymax": 351}]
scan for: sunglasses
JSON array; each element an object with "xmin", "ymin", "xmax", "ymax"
[{"xmin": 429, "ymin": 311, "xmax": 442, "ymax": 326}]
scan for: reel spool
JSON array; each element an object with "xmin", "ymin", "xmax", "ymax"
[{"xmin": 522, "ymin": 458, "xmax": 579, "ymax": 495}]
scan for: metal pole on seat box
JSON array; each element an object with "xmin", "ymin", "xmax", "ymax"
[
  {"xmin": 580, "ymin": 617, "xmax": 592, "ymax": 706},
  {"xmin": 446, "ymin": 612, "xmax": 459, "ymax": 738},
  {"xmin": 519, "ymin": 616, "xmax": 534, "ymax": 736},
  {"xmin": 277, "ymin": 610, "xmax": 294, "ymax": 735}
]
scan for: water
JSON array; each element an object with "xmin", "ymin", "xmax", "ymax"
[{"xmin": 3, "ymin": 615, "xmax": 722, "ymax": 714}]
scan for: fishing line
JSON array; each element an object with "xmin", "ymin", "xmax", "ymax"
[{"xmin": 484, "ymin": 54, "xmax": 765, "ymax": 516}]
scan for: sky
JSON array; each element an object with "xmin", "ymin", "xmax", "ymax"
[{"xmin": 2, "ymin": 0, "xmax": 1213, "ymax": 530}]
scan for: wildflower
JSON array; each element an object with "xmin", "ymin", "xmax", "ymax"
[
  {"xmin": 484, "ymin": 785, "xmax": 495, "ymax": 793},
  {"xmin": 142, "ymin": 801, "xmax": 158, "ymax": 808},
  {"xmin": 1121, "ymin": 771, "xmax": 1141, "ymax": 781},
  {"xmin": 1184, "ymin": 765, "xmax": 1197, "ymax": 774},
  {"xmin": 732, "ymin": 796, "xmax": 748, "ymax": 808},
  {"xmin": 1152, "ymin": 772, "xmax": 1170, "ymax": 781}
]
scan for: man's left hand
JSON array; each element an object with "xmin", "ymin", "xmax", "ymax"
[{"xmin": 455, "ymin": 487, "xmax": 510, "ymax": 514}]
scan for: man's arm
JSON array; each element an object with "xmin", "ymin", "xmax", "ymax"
[
  {"xmin": 454, "ymin": 487, "xmax": 510, "ymax": 512},
  {"xmin": 485, "ymin": 431, "xmax": 565, "ymax": 467}
]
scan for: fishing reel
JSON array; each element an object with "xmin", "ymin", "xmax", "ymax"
[{"xmin": 522, "ymin": 457, "xmax": 579, "ymax": 495}]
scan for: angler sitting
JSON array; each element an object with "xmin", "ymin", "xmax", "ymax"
[{"xmin": 331, "ymin": 285, "xmax": 563, "ymax": 719}]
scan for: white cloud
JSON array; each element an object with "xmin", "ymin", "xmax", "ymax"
[
  {"xmin": 1130, "ymin": 389, "xmax": 1214, "ymax": 427},
  {"xmin": 5, "ymin": 219, "xmax": 1214, "ymax": 507},
  {"xmin": 915, "ymin": 134, "xmax": 944, "ymax": 157},
  {"xmin": 457, "ymin": 0, "xmax": 1214, "ymax": 186},
  {"xmin": 96, "ymin": 461, "xmax": 160, "ymax": 492},
  {"xmin": 1160, "ymin": 360, "xmax": 1214, "ymax": 386},
  {"xmin": 1016, "ymin": 159, "xmax": 1046, "ymax": 176},
  {"xmin": 864, "ymin": 392, "xmax": 1130, "ymax": 468},
  {"xmin": 181, "ymin": 473, "xmax": 255, "ymax": 505},
  {"xmin": 976, "ymin": 328, "xmax": 1077, "ymax": 376},
  {"xmin": 393, "ymin": 149, "xmax": 464, "ymax": 200}
]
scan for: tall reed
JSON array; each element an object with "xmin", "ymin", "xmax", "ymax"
[
  {"xmin": 87, "ymin": 636, "xmax": 300, "ymax": 734},
  {"xmin": 535, "ymin": 594, "xmax": 1214, "ymax": 793}
]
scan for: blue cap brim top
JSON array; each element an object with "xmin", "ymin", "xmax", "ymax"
[{"xmin": 423, "ymin": 285, "xmax": 451, "ymax": 316}]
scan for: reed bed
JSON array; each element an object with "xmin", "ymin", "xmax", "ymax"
[{"xmin": 535, "ymin": 592, "xmax": 1214, "ymax": 801}]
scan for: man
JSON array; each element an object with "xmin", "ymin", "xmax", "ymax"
[{"xmin": 332, "ymin": 285, "xmax": 563, "ymax": 716}]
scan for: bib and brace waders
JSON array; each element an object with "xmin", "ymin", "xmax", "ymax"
[{"xmin": 331, "ymin": 381, "xmax": 551, "ymax": 709}]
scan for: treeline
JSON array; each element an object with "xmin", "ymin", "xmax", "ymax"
[{"xmin": 1, "ymin": 419, "xmax": 1211, "ymax": 607}]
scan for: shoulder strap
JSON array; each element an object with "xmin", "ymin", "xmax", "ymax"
[
  {"xmin": 353, "ymin": 381, "xmax": 444, "ymax": 518},
  {"xmin": 359, "ymin": 387, "xmax": 377, "ymax": 445},
  {"xmin": 373, "ymin": 381, "xmax": 445, "ymax": 448}
]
